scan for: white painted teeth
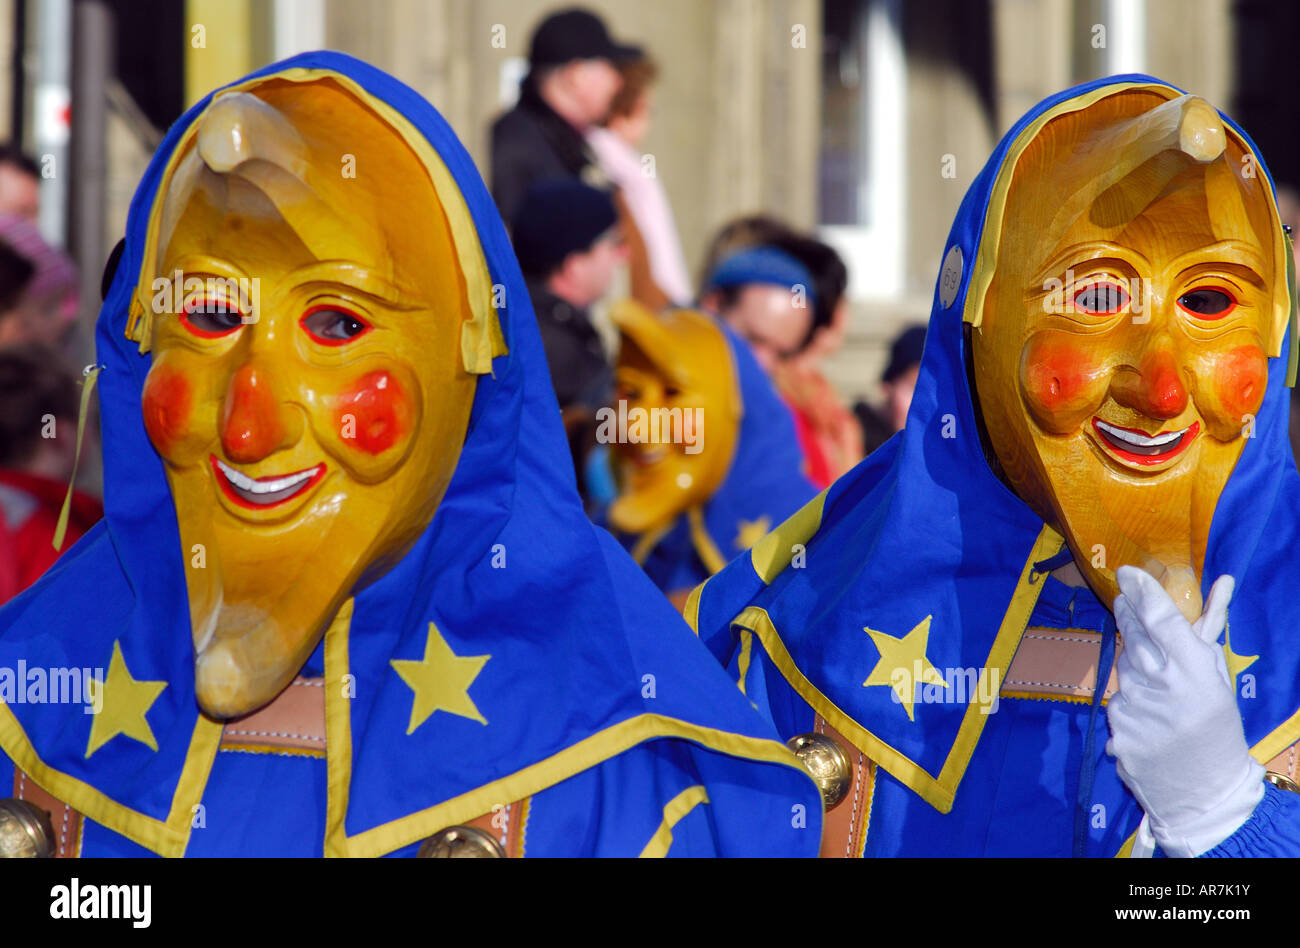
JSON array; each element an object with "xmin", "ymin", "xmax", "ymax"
[
  {"xmin": 216, "ymin": 458, "xmax": 318, "ymax": 495},
  {"xmin": 1095, "ymin": 420, "xmax": 1186, "ymax": 448}
]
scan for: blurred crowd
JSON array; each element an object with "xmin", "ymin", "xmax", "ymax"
[
  {"xmin": 493, "ymin": 7, "xmax": 925, "ymax": 511},
  {"xmin": 0, "ymin": 145, "xmax": 100, "ymax": 604}
]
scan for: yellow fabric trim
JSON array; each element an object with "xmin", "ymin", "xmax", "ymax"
[
  {"xmin": 638, "ymin": 785, "xmax": 709, "ymax": 858},
  {"xmin": 1000, "ymin": 690, "xmax": 1112, "ymax": 706},
  {"xmin": 0, "ymin": 701, "xmax": 222, "ymax": 857},
  {"xmin": 859, "ymin": 761, "xmax": 875, "ymax": 858},
  {"xmin": 749, "ymin": 488, "xmax": 829, "ymax": 584},
  {"xmin": 683, "ymin": 582, "xmax": 703, "ymax": 635},
  {"xmin": 218, "ymin": 743, "xmax": 326, "ymax": 759},
  {"xmin": 736, "ymin": 627, "xmax": 754, "ymax": 695},
  {"xmin": 688, "ymin": 506, "xmax": 728, "ymax": 575},
  {"xmin": 324, "ymin": 702, "xmax": 804, "ymax": 857},
  {"xmin": 52, "ymin": 365, "xmax": 101, "ymax": 551},
  {"xmin": 129, "ymin": 66, "xmax": 506, "ymax": 374},
  {"xmin": 732, "ymin": 524, "xmax": 1064, "ymax": 813},
  {"xmin": 323, "ymin": 597, "xmax": 357, "ymax": 858},
  {"xmin": 1248, "ymin": 707, "xmax": 1300, "ymax": 767}
]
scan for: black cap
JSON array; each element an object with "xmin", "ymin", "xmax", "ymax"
[
  {"xmin": 881, "ymin": 325, "xmax": 927, "ymax": 384},
  {"xmin": 511, "ymin": 178, "xmax": 618, "ymax": 277},
  {"xmin": 528, "ymin": 7, "xmax": 642, "ymax": 69}
]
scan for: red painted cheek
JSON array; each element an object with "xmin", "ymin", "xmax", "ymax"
[
  {"xmin": 1211, "ymin": 345, "xmax": 1268, "ymax": 422},
  {"xmin": 334, "ymin": 370, "xmax": 411, "ymax": 455},
  {"xmin": 142, "ymin": 368, "xmax": 193, "ymax": 457},
  {"xmin": 1021, "ymin": 336, "xmax": 1106, "ymax": 427}
]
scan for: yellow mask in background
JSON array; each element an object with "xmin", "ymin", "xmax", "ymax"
[
  {"xmin": 606, "ymin": 301, "xmax": 741, "ymax": 535},
  {"xmin": 135, "ymin": 75, "xmax": 480, "ymax": 718},
  {"xmin": 971, "ymin": 88, "xmax": 1290, "ymax": 618}
]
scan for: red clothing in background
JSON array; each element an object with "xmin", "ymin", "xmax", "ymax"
[
  {"xmin": 775, "ymin": 363, "xmax": 864, "ymax": 489},
  {"xmin": 0, "ymin": 468, "xmax": 102, "ymax": 603}
]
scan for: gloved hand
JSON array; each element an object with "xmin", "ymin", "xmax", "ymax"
[{"xmin": 1106, "ymin": 565, "xmax": 1264, "ymax": 857}]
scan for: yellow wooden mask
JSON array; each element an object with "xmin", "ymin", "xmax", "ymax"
[
  {"xmin": 130, "ymin": 74, "xmax": 492, "ymax": 718},
  {"xmin": 606, "ymin": 301, "xmax": 741, "ymax": 535},
  {"xmin": 970, "ymin": 87, "xmax": 1291, "ymax": 618}
]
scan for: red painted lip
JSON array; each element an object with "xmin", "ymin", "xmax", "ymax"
[
  {"xmin": 209, "ymin": 454, "xmax": 326, "ymax": 510},
  {"xmin": 1091, "ymin": 418, "xmax": 1200, "ymax": 466}
]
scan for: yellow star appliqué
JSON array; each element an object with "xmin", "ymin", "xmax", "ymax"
[
  {"xmin": 735, "ymin": 516, "xmax": 772, "ymax": 550},
  {"xmin": 862, "ymin": 615, "xmax": 946, "ymax": 722},
  {"xmin": 1222, "ymin": 624, "xmax": 1258, "ymax": 695},
  {"xmin": 391, "ymin": 622, "xmax": 490, "ymax": 734},
  {"xmin": 85, "ymin": 641, "xmax": 168, "ymax": 759}
]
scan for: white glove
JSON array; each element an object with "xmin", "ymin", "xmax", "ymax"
[{"xmin": 1106, "ymin": 565, "xmax": 1264, "ymax": 857}]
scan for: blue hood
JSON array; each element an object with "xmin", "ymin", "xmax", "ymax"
[
  {"xmin": 0, "ymin": 51, "xmax": 817, "ymax": 856},
  {"xmin": 690, "ymin": 74, "xmax": 1300, "ymax": 813}
]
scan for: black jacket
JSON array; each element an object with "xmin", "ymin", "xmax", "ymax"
[
  {"xmin": 527, "ymin": 280, "xmax": 612, "ymax": 499},
  {"xmin": 490, "ymin": 79, "xmax": 607, "ymax": 223}
]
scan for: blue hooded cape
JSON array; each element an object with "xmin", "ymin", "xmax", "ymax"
[
  {"xmin": 611, "ymin": 322, "xmax": 817, "ymax": 594},
  {"xmin": 688, "ymin": 75, "xmax": 1300, "ymax": 857},
  {"xmin": 0, "ymin": 51, "xmax": 821, "ymax": 857}
]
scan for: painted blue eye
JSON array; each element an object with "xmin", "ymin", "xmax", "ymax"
[
  {"xmin": 300, "ymin": 306, "xmax": 371, "ymax": 344},
  {"xmin": 1072, "ymin": 282, "xmax": 1129, "ymax": 315}
]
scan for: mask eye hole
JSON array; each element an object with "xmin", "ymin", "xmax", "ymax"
[
  {"xmin": 1072, "ymin": 281, "xmax": 1130, "ymax": 315},
  {"xmin": 300, "ymin": 305, "xmax": 372, "ymax": 345},
  {"xmin": 180, "ymin": 296, "xmax": 245, "ymax": 338},
  {"xmin": 1177, "ymin": 287, "xmax": 1236, "ymax": 320}
]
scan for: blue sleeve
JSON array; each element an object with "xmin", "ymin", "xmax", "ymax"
[{"xmin": 1198, "ymin": 784, "xmax": 1300, "ymax": 857}]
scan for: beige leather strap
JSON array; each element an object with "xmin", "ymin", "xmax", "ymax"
[
  {"xmin": 1003, "ymin": 627, "xmax": 1121, "ymax": 702},
  {"xmin": 812, "ymin": 714, "xmax": 873, "ymax": 858},
  {"xmin": 220, "ymin": 677, "xmax": 326, "ymax": 754},
  {"xmin": 1266, "ymin": 742, "xmax": 1299, "ymax": 782},
  {"xmin": 13, "ymin": 768, "xmax": 82, "ymax": 857},
  {"xmin": 464, "ymin": 798, "xmax": 531, "ymax": 857}
]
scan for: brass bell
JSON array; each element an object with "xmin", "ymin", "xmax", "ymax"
[
  {"xmin": 1265, "ymin": 771, "xmax": 1300, "ymax": 795},
  {"xmin": 0, "ymin": 798, "xmax": 55, "ymax": 858},
  {"xmin": 416, "ymin": 825, "xmax": 505, "ymax": 858},
  {"xmin": 786, "ymin": 733, "xmax": 853, "ymax": 810}
]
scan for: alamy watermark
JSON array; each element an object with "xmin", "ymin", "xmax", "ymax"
[
  {"xmin": 595, "ymin": 400, "xmax": 704, "ymax": 454},
  {"xmin": 891, "ymin": 662, "xmax": 1002, "ymax": 715},
  {"xmin": 0, "ymin": 662, "xmax": 104, "ymax": 714},
  {"xmin": 151, "ymin": 269, "xmax": 261, "ymax": 321}
]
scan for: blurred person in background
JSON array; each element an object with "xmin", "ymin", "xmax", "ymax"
[
  {"xmin": 512, "ymin": 179, "xmax": 628, "ymax": 500},
  {"xmin": 0, "ymin": 145, "xmax": 40, "ymax": 223},
  {"xmin": 0, "ymin": 346, "xmax": 102, "ymax": 604},
  {"xmin": 0, "ymin": 214, "xmax": 81, "ymax": 357},
  {"xmin": 702, "ymin": 233, "xmax": 864, "ymax": 486},
  {"xmin": 0, "ymin": 240, "xmax": 33, "ymax": 318},
  {"xmin": 855, "ymin": 323, "xmax": 926, "ymax": 455},
  {"xmin": 603, "ymin": 300, "xmax": 815, "ymax": 610},
  {"xmin": 490, "ymin": 7, "xmax": 640, "ymax": 223},
  {"xmin": 586, "ymin": 55, "xmax": 692, "ymax": 308}
]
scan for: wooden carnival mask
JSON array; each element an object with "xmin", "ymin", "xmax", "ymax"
[
  {"xmin": 606, "ymin": 301, "xmax": 741, "ymax": 535},
  {"xmin": 971, "ymin": 88, "xmax": 1291, "ymax": 619},
  {"xmin": 130, "ymin": 75, "xmax": 487, "ymax": 718}
]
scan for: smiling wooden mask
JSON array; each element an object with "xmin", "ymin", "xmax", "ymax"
[
  {"xmin": 970, "ymin": 87, "xmax": 1291, "ymax": 619},
  {"xmin": 607, "ymin": 300, "xmax": 741, "ymax": 536},
  {"xmin": 128, "ymin": 75, "xmax": 492, "ymax": 718}
]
